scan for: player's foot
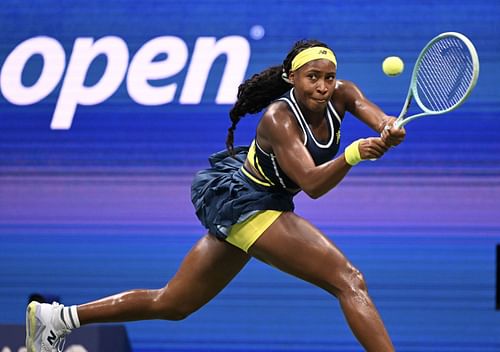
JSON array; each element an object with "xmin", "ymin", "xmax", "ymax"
[{"xmin": 25, "ymin": 301, "xmax": 71, "ymax": 352}]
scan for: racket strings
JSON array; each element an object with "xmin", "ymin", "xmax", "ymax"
[
  {"xmin": 415, "ymin": 37, "xmax": 474, "ymax": 112},
  {"xmin": 419, "ymin": 42, "xmax": 471, "ymax": 110},
  {"xmin": 434, "ymin": 40, "xmax": 473, "ymax": 102},
  {"xmin": 428, "ymin": 43, "xmax": 469, "ymax": 104},
  {"xmin": 419, "ymin": 40, "xmax": 471, "ymax": 108}
]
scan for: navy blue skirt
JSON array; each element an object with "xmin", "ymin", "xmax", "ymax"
[{"xmin": 191, "ymin": 147, "xmax": 295, "ymax": 240}]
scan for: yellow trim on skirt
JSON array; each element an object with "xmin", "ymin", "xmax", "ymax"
[{"xmin": 225, "ymin": 210, "xmax": 283, "ymax": 252}]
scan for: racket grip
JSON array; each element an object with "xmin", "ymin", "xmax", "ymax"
[
  {"xmin": 380, "ymin": 119, "xmax": 402, "ymax": 136},
  {"xmin": 393, "ymin": 118, "xmax": 403, "ymax": 129}
]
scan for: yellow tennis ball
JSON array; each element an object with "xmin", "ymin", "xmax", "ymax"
[{"xmin": 382, "ymin": 56, "xmax": 404, "ymax": 76}]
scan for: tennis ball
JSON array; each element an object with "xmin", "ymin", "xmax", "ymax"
[{"xmin": 382, "ymin": 56, "xmax": 404, "ymax": 76}]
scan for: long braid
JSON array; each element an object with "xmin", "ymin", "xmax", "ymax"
[
  {"xmin": 226, "ymin": 66, "xmax": 288, "ymax": 153},
  {"xmin": 226, "ymin": 39, "xmax": 332, "ymax": 154}
]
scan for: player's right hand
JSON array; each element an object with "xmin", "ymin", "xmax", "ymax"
[{"xmin": 359, "ymin": 137, "xmax": 389, "ymax": 160}]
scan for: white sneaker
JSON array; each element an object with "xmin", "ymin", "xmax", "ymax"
[{"xmin": 26, "ymin": 302, "xmax": 71, "ymax": 352}]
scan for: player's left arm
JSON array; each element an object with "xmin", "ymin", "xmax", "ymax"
[{"xmin": 338, "ymin": 80, "xmax": 405, "ymax": 146}]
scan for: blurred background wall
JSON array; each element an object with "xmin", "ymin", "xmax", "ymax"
[{"xmin": 1, "ymin": 1, "xmax": 499, "ymax": 351}]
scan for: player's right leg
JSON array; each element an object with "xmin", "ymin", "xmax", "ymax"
[
  {"xmin": 248, "ymin": 212, "xmax": 394, "ymax": 352},
  {"xmin": 26, "ymin": 233, "xmax": 250, "ymax": 351}
]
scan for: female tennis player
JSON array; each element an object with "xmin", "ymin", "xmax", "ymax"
[{"xmin": 26, "ymin": 39, "xmax": 405, "ymax": 352}]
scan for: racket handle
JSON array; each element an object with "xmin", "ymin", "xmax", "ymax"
[
  {"xmin": 372, "ymin": 118, "xmax": 404, "ymax": 161},
  {"xmin": 393, "ymin": 118, "xmax": 402, "ymax": 129},
  {"xmin": 380, "ymin": 118, "xmax": 403, "ymax": 135}
]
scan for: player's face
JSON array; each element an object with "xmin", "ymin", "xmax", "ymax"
[{"xmin": 289, "ymin": 59, "xmax": 336, "ymax": 113}]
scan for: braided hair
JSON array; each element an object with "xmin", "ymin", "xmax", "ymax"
[{"xmin": 226, "ymin": 39, "xmax": 332, "ymax": 154}]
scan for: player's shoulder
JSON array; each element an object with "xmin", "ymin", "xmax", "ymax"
[
  {"xmin": 258, "ymin": 100, "xmax": 298, "ymax": 139},
  {"xmin": 261, "ymin": 100, "xmax": 294, "ymax": 127},
  {"xmin": 334, "ymin": 79, "xmax": 360, "ymax": 94},
  {"xmin": 333, "ymin": 79, "xmax": 365, "ymax": 102}
]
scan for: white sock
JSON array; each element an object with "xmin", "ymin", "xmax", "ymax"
[{"xmin": 60, "ymin": 305, "xmax": 81, "ymax": 330}]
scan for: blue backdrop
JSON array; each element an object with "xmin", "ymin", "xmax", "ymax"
[{"xmin": 1, "ymin": 1, "xmax": 500, "ymax": 351}]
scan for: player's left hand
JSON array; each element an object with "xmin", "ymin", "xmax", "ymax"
[{"xmin": 380, "ymin": 116, "xmax": 406, "ymax": 147}]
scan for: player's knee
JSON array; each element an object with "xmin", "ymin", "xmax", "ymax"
[
  {"xmin": 156, "ymin": 301, "xmax": 195, "ymax": 321},
  {"xmin": 351, "ymin": 267, "xmax": 368, "ymax": 292},
  {"xmin": 332, "ymin": 263, "xmax": 368, "ymax": 298},
  {"xmin": 164, "ymin": 305, "xmax": 192, "ymax": 321},
  {"xmin": 153, "ymin": 290, "xmax": 196, "ymax": 321}
]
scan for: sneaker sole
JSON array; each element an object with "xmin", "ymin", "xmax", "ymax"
[{"xmin": 25, "ymin": 301, "xmax": 38, "ymax": 352}]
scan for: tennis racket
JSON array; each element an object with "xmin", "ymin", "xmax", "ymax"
[{"xmin": 393, "ymin": 32, "xmax": 479, "ymax": 129}]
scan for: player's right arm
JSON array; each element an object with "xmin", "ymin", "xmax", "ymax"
[
  {"xmin": 337, "ymin": 80, "xmax": 405, "ymax": 146},
  {"xmin": 257, "ymin": 102, "xmax": 387, "ymax": 199}
]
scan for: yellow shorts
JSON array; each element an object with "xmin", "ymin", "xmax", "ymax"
[{"xmin": 225, "ymin": 210, "xmax": 283, "ymax": 252}]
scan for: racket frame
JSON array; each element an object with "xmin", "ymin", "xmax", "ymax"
[{"xmin": 394, "ymin": 32, "xmax": 480, "ymax": 129}]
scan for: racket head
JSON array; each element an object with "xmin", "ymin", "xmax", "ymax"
[{"xmin": 410, "ymin": 32, "xmax": 479, "ymax": 115}]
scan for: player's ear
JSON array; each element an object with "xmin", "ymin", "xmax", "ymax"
[{"xmin": 288, "ymin": 71, "xmax": 295, "ymax": 85}]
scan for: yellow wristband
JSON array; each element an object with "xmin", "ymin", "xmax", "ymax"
[{"xmin": 344, "ymin": 139, "xmax": 363, "ymax": 166}]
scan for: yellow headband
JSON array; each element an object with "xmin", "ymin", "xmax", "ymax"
[{"xmin": 291, "ymin": 46, "xmax": 337, "ymax": 71}]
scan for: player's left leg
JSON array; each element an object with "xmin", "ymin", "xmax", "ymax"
[
  {"xmin": 26, "ymin": 233, "xmax": 250, "ymax": 352},
  {"xmin": 76, "ymin": 234, "xmax": 250, "ymax": 324}
]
